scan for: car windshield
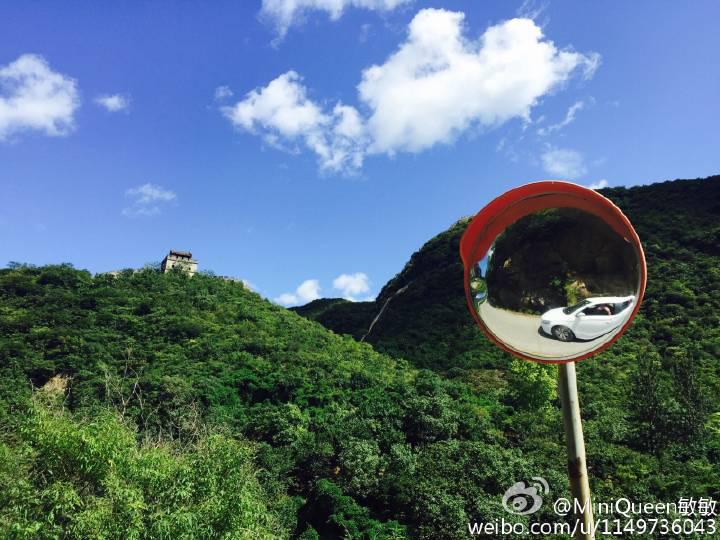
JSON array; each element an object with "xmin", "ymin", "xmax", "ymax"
[{"xmin": 562, "ymin": 300, "xmax": 591, "ymax": 315}]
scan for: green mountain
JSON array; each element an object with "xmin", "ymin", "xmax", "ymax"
[
  {"xmin": 295, "ymin": 176, "xmax": 720, "ymax": 373},
  {"xmin": 0, "ymin": 264, "xmax": 566, "ymax": 539},
  {"xmin": 293, "ymin": 175, "xmax": 720, "ymax": 527},
  {"xmin": 1, "ymin": 176, "xmax": 719, "ymax": 539},
  {"xmin": 292, "ymin": 217, "xmax": 499, "ymax": 372}
]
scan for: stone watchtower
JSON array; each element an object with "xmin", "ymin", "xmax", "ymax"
[{"xmin": 161, "ymin": 250, "xmax": 198, "ymax": 276}]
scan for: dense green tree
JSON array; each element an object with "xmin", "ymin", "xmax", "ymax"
[{"xmin": 1, "ymin": 397, "xmax": 288, "ymax": 538}]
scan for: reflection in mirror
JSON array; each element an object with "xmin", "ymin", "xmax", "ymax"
[{"xmin": 468, "ymin": 208, "xmax": 641, "ymax": 361}]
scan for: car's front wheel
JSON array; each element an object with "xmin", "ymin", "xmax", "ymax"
[{"xmin": 552, "ymin": 325, "xmax": 575, "ymax": 342}]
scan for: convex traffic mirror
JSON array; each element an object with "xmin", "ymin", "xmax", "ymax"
[{"xmin": 460, "ymin": 181, "xmax": 647, "ymax": 363}]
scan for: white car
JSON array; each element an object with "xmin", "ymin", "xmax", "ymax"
[{"xmin": 540, "ymin": 296, "xmax": 635, "ymax": 342}]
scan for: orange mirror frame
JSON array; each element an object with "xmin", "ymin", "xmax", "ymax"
[{"xmin": 460, "ymin": 181, "xmax": 647, "ymax": 363}]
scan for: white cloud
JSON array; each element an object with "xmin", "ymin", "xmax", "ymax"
[
  {"xmin": 126, "ymin": 183, "xmax": 176, "ymax": 204},
  {"xmin": 122, "ymin": 183, "xmax": 177, "ymax": 217},
  {"xmin": 541, "ymin": 147, "xmax": 587, "ymax": 178},
  {"xmin": 537, "ymin": 100, "xmax": 583, "ymax": 136},
  {"xmin": 274, "ymin": 278, "xmax": 321, "ymax": 306},
  {"xmin": 587, "ymin": 178, "xmax": 608, "ymax": 190},
  {"xmin": 517, "ymin": 0, "xmax": 549, "ymax": 21},
  {"xmin": 225, "ymin": 11, "xmax": 599, "ymax": 172},
  {"xmin": 241, "ymin": 279, "xmax": 257, "ymax": 291},
  {"xmin": 222, "ymin": 71, "xmax": 366, "ymax": 173},
  {"xmin": 224, "ymin": 71, "xmax": 324, "ymax": 137},
  {"xmin": 297, "ymin": 279, "xmax": 321, "ymax": 301},
  {"xmin": 95, "ymin": 94, "xmax": 130, "ymax": 112},
  {"xmin": 275, "ymin": 293, "xmax": 299, "ymax": 305},
  {"xmin": 214, "ymin": 85, "xmax": 233, "ymax": 101},
  {"xmin": 274, "ymin": 273, "xmax": 371, "ymax": 305},
  {"xmin": 359, "ymin": 23, "xmax": 372, "ymax": 43},
  {"xmin": 359, "ymin": 11, "xmax": 599, "ymax": 154},
  {"xmin": 261, "ymin": 0, "xmax": 411, "ymax": 38},
  {"xmin": 333, "ymin": 272, "xmax": 370, "ymax": 300},
  {"xmin": 0, "ymin": 54, "xmax": 80, "ymax": 141}
]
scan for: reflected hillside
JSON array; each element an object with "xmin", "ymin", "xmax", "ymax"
[{"xmin": 486, "ymin": 209, "xmax": 639, "ymax": 315}]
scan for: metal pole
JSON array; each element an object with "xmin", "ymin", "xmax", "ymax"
[{"xmin": 558, "ymin": 362, "xmax": 595, "ymax": 540}]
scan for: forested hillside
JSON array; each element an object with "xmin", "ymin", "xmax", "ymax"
[
  {"xmin": 295, "ymin": 176, "xmax": 720, "ymax": 528},
  {"xmin": 0, "ymin": 265, "xmax": 566, "ymax": 539},
  {"xmin": 296, "ymin": 176, "xmax": 720, "ymax": 371},
  {"xmin": 1, "ymin": 176, "xmax": 719, "ymax": 539}
]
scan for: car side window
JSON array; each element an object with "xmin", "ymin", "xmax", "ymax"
[
  {"xmin": 614, "ymin": 300, "xmax": 631, "ymax": 313},
  {"xmin": 584, "ymin": 305, "xmax": 613, "ymax": 316}
]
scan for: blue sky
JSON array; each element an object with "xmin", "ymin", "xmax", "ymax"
[{"xmin": 1, "ymin": 0, "xmax": 719, "ymax": 305}]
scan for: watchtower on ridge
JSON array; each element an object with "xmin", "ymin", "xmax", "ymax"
[{"xmin": 161, "ymin": 250, "xmax": 198, "ymax": 276}]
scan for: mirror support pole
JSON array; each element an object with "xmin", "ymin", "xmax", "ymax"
[{"xmin": 558, "ymin": 362, "xmax": 595, "ymax": 540}]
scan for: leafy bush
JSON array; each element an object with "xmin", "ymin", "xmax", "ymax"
[{"xmin": 0, "ymin": 399, "xmax": 287, "ymax": 539}]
